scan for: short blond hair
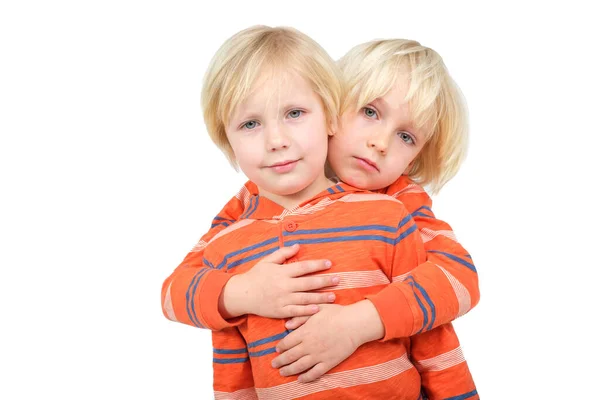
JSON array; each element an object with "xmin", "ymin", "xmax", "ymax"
[
  {"xmin": 339, "ymin": 39, "xmax": 468, "ymax": 193},
  {"xmin": 201, "ymin": 25, "xmax": 342, "ymax": 166}
]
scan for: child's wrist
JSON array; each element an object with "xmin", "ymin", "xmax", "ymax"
[
  {"xmin": 347, "ymin": 300, "xmax": 385, "ymax": 346},
  {"xmin": 220, "ymin": 274, "xmax": 250, "ymax": 318}
]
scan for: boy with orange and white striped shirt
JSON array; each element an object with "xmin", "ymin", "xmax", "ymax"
[{"xmin": 163, "ymin": 26, "xmax": 478, "ymax": 400}]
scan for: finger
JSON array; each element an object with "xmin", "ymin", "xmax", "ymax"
[
  {"xmin": 283, "ymin": 304, "xmax": 319, "ymax": 318},
  {"xmin": 298, "ymin": 362, "xmax": 329, "ymax": 383},
  {"xmin": 294, "ymin": 275, "xmax": 340, "ymax": 292},
  {"xmin": 272, "ymin": 344, "xmax": 306, "ymax": 369},
  {"xmin": 262, "ymin": 244, "xmax": 300, "ymax": 264},
  {"xmin": 280, "ymin": 355, "xmax": 316, "ymax": 377},
  {"xmin": 291, "ymin": 291, "xmax": 336, "ymax": 306},
  {"xmin": 285, "ymin": 316, "xmax": 310, "ymax": 330},
  {"xmin": 276, "ymin": 330, "xmax": 303, "ymax": 354},
  {"xmin": 289, "ymin": 259, "xmax": 332, "ymax": 278}
]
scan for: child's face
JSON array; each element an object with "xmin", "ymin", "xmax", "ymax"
[
  {"xmin": 226, "ymin": 71, "xmax": 331, "ymax": 204},
  {"xmin": 327, "ymin": 78, "xmax": 429, "ymax": 190}
]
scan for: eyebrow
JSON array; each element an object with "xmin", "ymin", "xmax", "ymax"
[
  {"xmin": 372, "ymin": 97, "xmax": 391, "ymax": 111},
  {"xmin": 238, "ymin": 100, "xmax": 308, "ymax": 118}
]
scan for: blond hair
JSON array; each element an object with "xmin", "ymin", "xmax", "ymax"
[
  {"xmin": 339, "ymin": 39, "xmax": 468, "ymax": 193},
  {"xmin": 201, "ymin": 25, "xmax": 342, "ymax": 166}
]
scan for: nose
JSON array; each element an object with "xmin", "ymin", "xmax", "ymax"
[
  {"xmin": 367, "ymin": 133, "xmax": 389, "ymax": 155},
  {"xmin": 265, "ymin": 122, "xmax": 290, "ymax": 151}
]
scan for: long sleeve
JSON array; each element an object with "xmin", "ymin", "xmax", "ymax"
[
  {"xmin": 367, "ymin": 196, "xmax": 479, "ymax": 398},
  {"xmin": 411, "ymin": 324, "xmax": 478, "ymax": 400},
  {"xmin": 367, "ymin": 177, "xmax": 480, "ymax": 339},
  {"xmin": 161, "ymin": 182, "xmax": 256, "ymax": 330},
  {"xmin": 212, "ymin": 328, "xmax": 258, "ymax": 400}
]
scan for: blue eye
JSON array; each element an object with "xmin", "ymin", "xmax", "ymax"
[
  {"xmin": 398, "ymin": 132, "xmax": 414, "ymax": 144},
  {"xmin": 243, "ymin": 120, "xmax": 258, "ymax": 130},
  {"xmin": 363, "ymin": 107, "xmax": 377, "ymax": 118},
  {"xmin": 288, "ymin": 110, "xmax": 303, "ymax": 118}
]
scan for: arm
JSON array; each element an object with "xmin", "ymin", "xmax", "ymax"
[
  {"xmin": 410, "ymin": 324, "xmax": 478, "ymax": 400},
  {"xmin": 273, "ymin": 199, "xmax": 479, "ymax": 379},
  {"xmin": 212, "ymin": 328, "xmax": 258, "ymax": 400},
  {"xmin": 366, "ymin": 180, "xmax": 480, "ymax": 339},
  {"xmin": 161, "ymin": 182, "xmax": 253, "ymax": 330},
  {"xmin": 161, "ymin": 181, "xmax": 337, "ymax": 330},
  {"xmin": 271, "ymin": 203, "xmax": 425, "ymax": 381}
]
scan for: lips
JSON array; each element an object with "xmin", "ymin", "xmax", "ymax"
[
  {"xmin": 354, "ymin": 156, "xmax": 379, "ymax": 172},
  {"xmin": 268, "ymin": 160, "xmax": 298, "ymax": 168},
  {"xmin": 266, "ymin": 159, "xmax": 299, "ymax": 174}
]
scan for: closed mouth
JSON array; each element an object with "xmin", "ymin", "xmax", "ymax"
[{"xmin": 354, "ymin": 156, "xmax": 379, "ymax": 172}]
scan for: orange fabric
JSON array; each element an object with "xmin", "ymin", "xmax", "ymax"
[{"xmin": 161, "ymin": 177, "xmax": 479, "ymax": 399}]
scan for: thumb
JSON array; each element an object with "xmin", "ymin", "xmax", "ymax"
[{"xmin": 261, "ymin": 244, "xmax": 299, "ymax": 264}]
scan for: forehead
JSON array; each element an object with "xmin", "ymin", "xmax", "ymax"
[
  {"xmin": 373, "ymin": 79, "xmax": 410, "ymax": 111},
  {"xmin": 242, "ymin": 70, "xmax": 315, "ymax": 107},
  {"xmin": 377, "ymin": 77, "xmax": 436, "ymax": 137},
  {"xmin": 369, "ymin": 77, "xmax": 412, "ymax": 125}
]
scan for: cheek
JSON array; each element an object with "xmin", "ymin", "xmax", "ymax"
[
  {"xmin": 312, "ymin": 136, "xmax": 330, "ymax": 164},
  {"xmin": 326, "ymin": 136, "xmax": 347, "ymax": 166},
  {"xmin": 232, "ymin": 141, "xmax": 261, "ymax": 167},
  {"xmin": 383, "ymin": 148, "xmax": 413, "ymax": 179}
]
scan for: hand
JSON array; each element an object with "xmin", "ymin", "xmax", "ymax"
[
  {"xmin": 220, "ymin": 244, "xmax": 340, "ymax": 319},
  {"xmin": 271, "ymin": 301, "xmax": 385, "ymax": 382}
]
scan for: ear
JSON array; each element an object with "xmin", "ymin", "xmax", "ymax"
[{"xmin": 327, "ymin": 117, "xmax": 339, "ymax": 137}]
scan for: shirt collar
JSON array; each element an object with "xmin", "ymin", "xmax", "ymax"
[{"xmin": 242, "ymin": 182, "xmax": 365, "ymax": 220}]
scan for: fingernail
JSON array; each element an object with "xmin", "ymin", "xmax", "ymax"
[
  {"xmin": 285, "ymin": 321, "xmax": 292, "ymax": 328},
  {"xmin": 325, "ymin": 260, "xmax": 332, "ymax": 267},
  {"xmin": 332, "ymin": 276, "xmax": 340, "ymax": 284},
  {"xmin": 311, "ymin": 305, "xmax": 319, "ymax": 312},
  {"xmin": 328, "ymin": 294, "xmax": 335, "ymax": 302}
]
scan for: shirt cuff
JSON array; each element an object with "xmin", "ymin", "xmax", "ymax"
[
  {"xmin": 366, "ymin": 285, "xmax": 415, "ymax": 340},
  {"xmin": 197, "ymin": 270, "xmax": 245, "ymax": 330}
]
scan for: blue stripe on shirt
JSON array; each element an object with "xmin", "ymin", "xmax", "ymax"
[
  {"xmin": 414, "ymin": 205, "xmax": 433, "ymax": 215},
  {"xmin": 227, "ymin": 246, "xmax": 279, "ymax": 270},
  {"xmin": 427, "ymin": 250, "xmax": 477, "ymax": 273},
  {"xmin": 185, "ymin": 268, "xmax": 210, "ymax": 328},
  {"xmin": 239, "ymin": 196, "xmax": 256, "ymax": 220},
  {"xmin": 408, "ymin": 279, "xmax": 429, "ymax": 334},
  {"xmin": 444, "ymin": 389, "xmax": 478, "ymax": 400},
  {"xmin": 247, "ymin": 331, "xmax": 290, "ymax": 348},
  {"xmin": 407, "ymin": 276, "xmax": 436, "ymax": 331},
  {"xmin": 244, "ymin": 197, "xmax": 260, "ymax": 219},
  {"xmin": 213, "ymin": 216, "xmax": 235, "ymax": 222},
  {"xmin": 203, "ymin": 258, "xmax": 215, "ymax": 268},
  {"xmin": 213, "ymin": 357, "xmax": 250, "ymax": 364},
  {"xmin": 249, "ymin": 347, "xmax": 277, "ymax": 357},
  {"xmin": 213, "ymin": 347, "xmax": 248, "ymax": 355},
  {"xmin": 215, "ymin": 236, "xmax": 279, "ymax": 269}
]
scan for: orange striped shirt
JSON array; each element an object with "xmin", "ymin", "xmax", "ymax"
[{"xmin": 162, "ymin": 177, "xmax": 479, "ymax": 399}]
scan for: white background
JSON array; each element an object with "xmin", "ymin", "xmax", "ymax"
[{"xmin": 1, "ymin": 1, "xmax": 599, "ymax": 399}]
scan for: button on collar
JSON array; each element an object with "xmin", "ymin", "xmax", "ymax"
[{"xmin": 284, "ymin": 220, "xmax": 298, "ymax": 232}]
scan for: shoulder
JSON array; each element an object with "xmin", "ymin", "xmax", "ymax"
[
  {"xmin": 333, "ymin": 192, "xmax": 412, "ymax": 222},
  {"xmin": 206, "ymin": 219, "xmax": 259, "ymax": 247},
  {"xmin": 384, "ymin": 176, "xmax": 432, "ymax": 213}
]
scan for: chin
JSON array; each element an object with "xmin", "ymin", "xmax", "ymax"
[
  {"xmin": 338, "ymin": 173, "xmax": 366, "ymax": 190},
  {"xmin": 269, "ymin": 181, "xmax": 311, "ymax": 197}
]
